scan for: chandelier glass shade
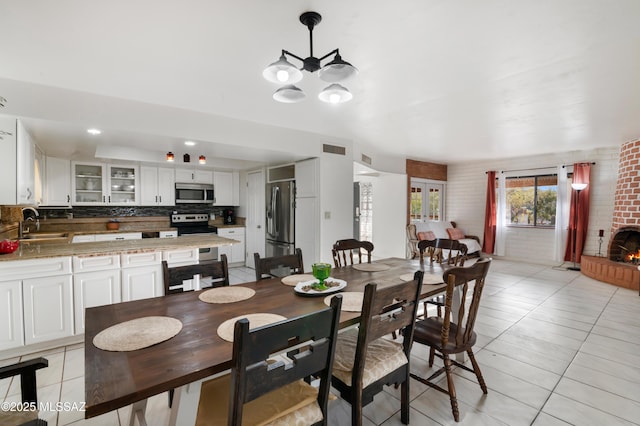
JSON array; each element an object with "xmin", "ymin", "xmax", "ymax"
[{"xmin": 263, "ymin": 11, "xmax": 357, "ymax": 104}]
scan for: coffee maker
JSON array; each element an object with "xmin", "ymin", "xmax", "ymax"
[{"xmin": 222, "ymin": 208, "xmax": 236, "ymax": 225}]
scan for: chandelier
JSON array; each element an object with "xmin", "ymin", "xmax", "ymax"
[{"xmin": 262, "ymin": 11, "xmax": 358, "ymax": 104}]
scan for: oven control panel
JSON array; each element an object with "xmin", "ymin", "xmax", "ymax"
[{"xmin": 171, "ymin": 214, "xmax": 209, "ymax": 223}]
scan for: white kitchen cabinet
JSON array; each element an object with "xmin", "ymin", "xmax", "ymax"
[
  {"xmin": 213, "ymin": 171, "xmax": 239, "ymax": 206},
  {"xmin": 94, "ymin": 232, "xmax": 142, "ymax": 242},
  {"xmin": 72, "ymin": 235, "xmax": 96, "ymax": 243},
  {"xmin": 23, "ymin": 275, "xmax": 74, "ymax": 345},
  {"xmin": 295, "ymin": 158, "xmax": 319, "ymax": 198},
  {"xmin": 71, "ymin": 162, "xmax": 105, "ymax": 205},
  {"xmin": 163, "ymin": 248, "xmax": 199, "ymax": 266},
  {"xmin": 121, "ymin": 265, "xmax": 163, "ymax": 301},
  {"xmin": 175, "ymin": 168, "xmax": 213, "ymax": 184},
  {"xmin": 0, "ymin": 117, "xmax": 36, "ymax": 205},
  {"xmin": 121, "ymin": 251, "xmax": 163, "ymax": 301},
  {"xmin": 44, "ymin": 156, "xmax": 71, "ymax": 206},
  {"xmin": 34, "ymin": 145, "xmax": 45, "ymax": 206},
  {"xmin": 140, "ymin": 166, "xmax": 175, "ymax": 206},
  {"xmin": 73, "ymin": 261, "xmax": 121, "ymax": 334},
  {"xmin": 218, "ymin": 227, "xmax": 245, "ymax": 264},
  {"xmin": 72, "ymin": 162, "xmax": 139, "ymax": 205},
  {"xmin": 16, "ymin": 120, "xmax": 36, "ymax": 205},
  {"xmin": 0, "ymin": 280, "xmax": 24, "ymax": 350}
]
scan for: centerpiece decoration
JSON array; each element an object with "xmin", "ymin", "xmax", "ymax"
[{"xmin": 311, "ymin": 262, "xmax": 332, "ymax": 290}]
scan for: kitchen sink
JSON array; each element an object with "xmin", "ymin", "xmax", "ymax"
[{"xmin": 20, "ymin": 232, "xmax": 69, "ymax": 242}]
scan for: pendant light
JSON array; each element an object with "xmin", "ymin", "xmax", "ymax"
[{"xmin": 263, "ymin": 11, "xmax": 357, "ymax": 104}]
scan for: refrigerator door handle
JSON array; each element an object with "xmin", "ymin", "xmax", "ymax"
[
  {"xmin": 267, "ymin": 186, "xmax": 275, "ymax": 236},
  {"xmin": 273, "ymin": 186, "xmax": 280, "ymax": 235}
]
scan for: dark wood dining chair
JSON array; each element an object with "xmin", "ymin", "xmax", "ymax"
[
  {"xmin": 162, "ymin": 255, "xmax": 229, "ymax": 295},
  {"xmin": 410, "ymin": 257, "xmax": 492, "ymax": 422},
  {"xmin": 0, "ymin": 357, "xmax": 48, "ymax": 425},
  {"xmin": 195, "ymin": 295, "xmax": 343, "ymax": 426},
  {"xmin": 253, "ymin": 248, "xmax": 304, "ymax": 281},
  {"xmin": 418, "ymin": 239, "xmax": 469, "ymax": 317},
  {"xmin": 332, "ymin": 238, "xmax": 374, "ymax": 267},
  {"xmin": 331, "ymin": 272, "xmax": 424, "ymax": 426},
  {"xmin": 418, "ymin": 238, "xmax": 468, "ymax": 266}
]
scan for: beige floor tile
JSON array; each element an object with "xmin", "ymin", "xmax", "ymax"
[
  {"xmin": 553, "ymin": 377, "xmax": 640, "ymax": 424},
  {"xmin": 62, "ymin": 347, "xmax": 84, "ymax": 381},
  {"xmin": 542, "ymin": 392, "xmax": 637, "ymax": 426},
  {"xmin": 531, "ymin": 412, "xmax": 573, "ymax": 425},
  {"xmin": 473, "ymin": 349, "xmax": 561, "ymax": 391}
]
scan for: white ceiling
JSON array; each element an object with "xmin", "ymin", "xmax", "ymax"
[{"xmin": 1, "ymin": 0, "xmax": 640, "ymax": 168}]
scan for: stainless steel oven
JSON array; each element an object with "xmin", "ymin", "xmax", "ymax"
[{"xmin": 170, "ymin": 213, "xmax": 218, "ymax": 261}]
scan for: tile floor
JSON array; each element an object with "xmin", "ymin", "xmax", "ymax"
[{"xmin": 1, "ymin": 259, "xmax": 639, "ymax": 425}]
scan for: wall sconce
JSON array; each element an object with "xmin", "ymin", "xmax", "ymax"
[
  {"xmin": 166, "ymin": 152, "xmax": 175, "ymax": 162},
  {"xmin": 199, "ymin": 155, "xmax": 206, "ymax": 164},
  {"xmin": 183, "ymin": 153, "xmax": 191, "ymax": 163}
]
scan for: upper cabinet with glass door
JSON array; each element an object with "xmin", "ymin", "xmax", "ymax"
[
  {"xmin": 72, "ymin": 162, "xmax": 139, "ymax": 205},
  {"xmin": 73, "ymin": 163, "xmax": 105, "ymax": 205},
  {"xmin": 109, "ymin": 165, "xmax": 139, "ymax": 204}
]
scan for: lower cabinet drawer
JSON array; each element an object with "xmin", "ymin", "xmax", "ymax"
[
  {"xmin": 121, "ymin": 251, "xmax": 162, "ymax": 268},
  {"xmin": 73, "ymin": 255, "xmax": 120, "ymax": 272}
]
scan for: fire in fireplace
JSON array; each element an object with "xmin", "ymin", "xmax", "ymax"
[{"xmin": 609, "ymin": 227, "xmax": 640, "ymax": 263}]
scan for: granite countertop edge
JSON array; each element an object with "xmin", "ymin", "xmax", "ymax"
[{"xmin": 0, "ymin": 234, "xmax": 239, "ymax": 262}]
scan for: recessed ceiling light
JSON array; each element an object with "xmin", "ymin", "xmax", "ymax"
[
  {"xmin": 87, "ymin": 128, "xmax": 101, "ymax": 135},
  {"xmin": 184, "ymin": 141, "xmax": 196, "ymax": 146}
]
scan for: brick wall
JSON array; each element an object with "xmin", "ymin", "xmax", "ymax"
[{"xmin": 612, "ymin": 139, "xmax": 640, "ymax": 232}]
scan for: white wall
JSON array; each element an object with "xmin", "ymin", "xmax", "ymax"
[
  {"xmin": 358, "ymin": 172, "xmax": 408, "ymax": 259},
  {"xmin": 446, "ymin": 147, "xmax": 619, "ymax": 264},
  {"xmin": 319, "ymin": 152, "xmax": 353, "ymax": 265}
]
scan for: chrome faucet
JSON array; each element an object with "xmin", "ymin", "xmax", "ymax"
[{"xmin": 19, "ymin": 207, "xmax": 40, "ymax": 238}]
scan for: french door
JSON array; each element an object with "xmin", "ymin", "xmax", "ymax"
[{"xmin": 410, "ymin": 179, "xmax": 444, "ymax": 222}]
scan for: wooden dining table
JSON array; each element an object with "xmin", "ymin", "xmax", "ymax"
[{"xmin": 84, "ymin": 257, "xmax": 451, "ymax": 425}]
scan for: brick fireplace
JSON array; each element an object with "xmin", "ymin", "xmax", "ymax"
[{"xmin": 581, "ymin": 139, "xmax": 640, "ymax": 292}]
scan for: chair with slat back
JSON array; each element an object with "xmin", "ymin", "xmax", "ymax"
[
  {"xmin": 162, "ymin": 255, "xmax": 229, "ymax": 295},
  {"xmin": 332, "ymin": 239, "xmax": 374, "ymax": 268},
  {"xmin": 410, "ymin": 258, "xmax": 492, "ymax": 422},
  {"xmin": 0, "ymin": 357, "xmax": 48, "ymax": 425},
  {"xmin": 253, "ymin": 248, "xmax": 304, "ymax": 281},
  {"xmin": 163, "ymin": 255, "xmax": 230, "ymax": 407},
  {"xmin": 331, "ymin": 272, "xmax": 424, "ymax": 425},
  {"xmin": 418, "ymin": 239, "xmax": 469, "ymax": 318},
  {"xmin": 418, "ymin": 238, "xmax": 468, "ymax": 266},
  {"xmin": 195, "ymin": 295, "xmax": 343, "ymax": 426}
]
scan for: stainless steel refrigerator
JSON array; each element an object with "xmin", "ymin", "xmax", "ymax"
[{"xmin": 266, "ymin": 180, "xmax": 295, "ymax": 257}]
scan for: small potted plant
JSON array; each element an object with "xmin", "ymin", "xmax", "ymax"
[{"xmin": 106, "ymin": 219, "xmax": 120, "ymax": 230}]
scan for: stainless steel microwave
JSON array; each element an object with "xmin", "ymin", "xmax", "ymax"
[{"xmin": 175, "ymin": 183, "xmax": 214, "ymax": 204}]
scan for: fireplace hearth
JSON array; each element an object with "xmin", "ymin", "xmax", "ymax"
[
  {"xmin": 609, "ymin": 227, "xmax": 640, "ymax": 264},
  {"xmin": 581, "ymin": 139, "xmax": 640, "ymax": 293}
]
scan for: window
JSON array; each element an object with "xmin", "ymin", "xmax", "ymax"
[
  {"xmin": 505, "ymin": 174, "xmax": 557, "ymax": 227},
  {"xmin": 410, "ymin": 180, "xmax": 443, "ymax": 222},
  {"xmin": 358, "ymin": 182, "xmax": 373, "ymax": 241}
]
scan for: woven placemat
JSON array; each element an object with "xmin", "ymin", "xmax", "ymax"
[
  {"xmin": 281, "ymin": 274, "xmax": 316, "ymax": 286},
  {"xmin": 93, "ymin": 316, "xmax": 182, "ymax": 352},
  {"xmin": 217, "ymin": 313, "xmax": 287, "ymax": 342},
  {"xmin": 399, "ymin": 272, "xmax": 443, "ymax": 285},
  {"xmin": 352, "ymin": 263, "xmax": 391, "ymax": 272},
  {"xmin": 324, "ymin": 292, "xmax": 364, "ymax": 312},
  {"xmin": 199, "ymin": 286, "xmax": 256, "ymax": 304}
]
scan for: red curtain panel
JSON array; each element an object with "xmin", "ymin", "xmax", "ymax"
[
  {"xmin": 564, "ymin": 163, "xmax": 591, "ymax": 263},
  {"xmin": 482, "ymin": 171, "xmax": 497, "ymax": 253}
]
